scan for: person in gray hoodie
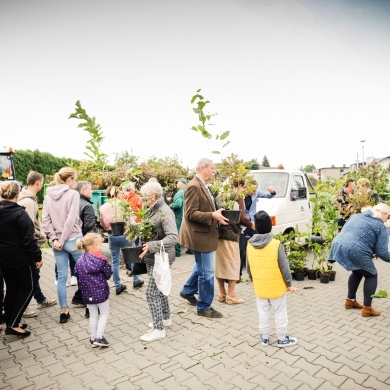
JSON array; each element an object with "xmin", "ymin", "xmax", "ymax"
[
  {"xmin": 18, "ymin": 171, "xmax": 56, "ymax": 315},
  {"xmin": 42, "ymin": 167, "xmax": 83, "ymax": 324}
]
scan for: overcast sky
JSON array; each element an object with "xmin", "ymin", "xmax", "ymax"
[{"xmin": 1, "ymin": 0, "xmax": 389, "ymax": 170}]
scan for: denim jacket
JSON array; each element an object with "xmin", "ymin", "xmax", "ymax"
[
  {"xmin": 246, "ymin": 189, "xmax": 275, "ymax": 221},
  {"xmin": 328, "ymin": 211, "xmax": 390, "ymax": 275}
]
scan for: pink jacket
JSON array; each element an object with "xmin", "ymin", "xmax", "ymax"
[{"xmin": 42, "ymin": 184, "xmax": 82, "ymax": 245}]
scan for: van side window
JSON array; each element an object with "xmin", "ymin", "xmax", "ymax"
[{"xmin": 291, "ymin": 175, "xmax": 307, "ymax": 199}]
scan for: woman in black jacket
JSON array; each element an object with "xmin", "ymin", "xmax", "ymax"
[{"xmin": 0, "ymin": 181, "xmax": 42, "ymax": 337}]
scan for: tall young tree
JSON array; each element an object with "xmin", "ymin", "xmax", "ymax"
[{"xmin": 262, "ymin": 155, "xmax": 270, "ymax": 167}]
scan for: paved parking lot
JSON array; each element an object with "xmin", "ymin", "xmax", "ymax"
[{"xmin": 1, "ymin": 244, "xmax": 390, "ymax": 389}]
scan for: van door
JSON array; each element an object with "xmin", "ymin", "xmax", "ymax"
[{"xmin": 289, "ymin": 174, "xmax": 312, "ymax": 235}]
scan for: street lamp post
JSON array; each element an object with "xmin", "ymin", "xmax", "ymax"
[{"xmin": 360, "ymin": 140, "xmax": 366, "ymax": 167}]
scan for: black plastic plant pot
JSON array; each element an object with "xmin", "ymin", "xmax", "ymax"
[
  {"xmin": 121, "ymin": 246, "xmax": 143, "ymax": 263},
  {"xmin": 293, "ymin": 272, "xmax": 305, "ymax": 281},
  {"xmin": 222, "ymin": 210, "xmax": 241, "ymax": 224},
  {"xmin": 110, "ymin": 222, "xmax": 125, "ymax": 236},
  {"xmin": 319, "ymin": 273, "xmax": 330, "ymax": 284}
]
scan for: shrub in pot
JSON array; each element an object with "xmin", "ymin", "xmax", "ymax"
[
  {"xmin": 211, "ymin": 154, "xmax": 256, "ymax": 224},
  {"xmin": 308, "ymin": 179, "xmax": 341, "ymax": 282},
  {"xmin": 274, "ymin": 229, "xmax": 307, "ymax": 281},
  {"xmin": 106, "ymin": 186, "xmax": 130, "ymax": 236},
  {"xmin": 121, "ymin": 205, "xmax": 155, "ymax": 264}
]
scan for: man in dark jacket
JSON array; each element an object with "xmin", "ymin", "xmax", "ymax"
[
  {"xmin": 76, "ymin": 181, "xmax": 97, "ymax": 236},
  {"xmin": 75, "ymin": 181, "xmax": 97, "ymax": 316}
]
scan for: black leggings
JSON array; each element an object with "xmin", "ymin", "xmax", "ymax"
[
  {"xmin": 348, "ymin": 269, "xmax": 378, "ymax": 307},
  {"xmin": 2, "ymin": 263, "xmax": 37, "ymax": 327}
]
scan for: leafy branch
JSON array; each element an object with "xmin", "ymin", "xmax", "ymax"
[
  {"xmin": 69, "ymin": 100, "xmax": 108, "ymax": 165},
  {"xmin": 190, "ymin": 89, "xmax": 230, "ymax": 154}
]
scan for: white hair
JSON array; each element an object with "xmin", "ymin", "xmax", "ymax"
[
  {"xmin": 361, "ymin": 203, "xmax": 390, "ymax": 220},
  {"xmin": 140, "ymin": 181, "xmax": 163, "ymax": 197},
  {"xmin": 122, "ymin": 182, "xmax": 135, "ymax": 192},
  {"xmin": 196, "ymin": 158, "xmax": 213, "ymax": 171}
]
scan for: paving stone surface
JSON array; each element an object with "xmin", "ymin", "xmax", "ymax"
[{"xmin": 1, "ymin": 242, "xmax": 390, "ymax": 389}]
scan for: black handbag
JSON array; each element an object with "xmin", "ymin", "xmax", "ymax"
[{"xmin": 132, "ymin": 262, "xmax": 147, "ymax": 275}]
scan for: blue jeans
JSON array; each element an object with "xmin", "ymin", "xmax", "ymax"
[
  {"xmin": 108, "ymin": 233, "xmax": 139, "ymax": 289},
  {"xmin": 53, "ymin": 237, "xmax": 83, "ymax": 308},
  {"xmin": 182, "ymin": 251, "xmax": 215, "ymax": 311},
  {"xmin": 55, "ymin": 254, "xmax": 76, "ymax": 279}
]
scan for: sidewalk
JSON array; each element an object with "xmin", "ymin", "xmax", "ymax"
[{"xmin": 1, "ymin": 245, "xmax": 390, "ymax": 389}]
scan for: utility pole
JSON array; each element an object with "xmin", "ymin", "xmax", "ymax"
[{"xmin": 360, "ymin": 140, "xmax": 366, "ymax": 167}]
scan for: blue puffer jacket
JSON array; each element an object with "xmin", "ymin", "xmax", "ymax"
[
  {"xmin": 328, "ymin": 211, "xmax": 390, "ymax": 275},
  {"xmin": 74, "ymin": 252, "xmax": 112, "ymax": 304}
]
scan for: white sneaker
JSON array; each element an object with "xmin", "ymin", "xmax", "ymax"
[
  {"xmin": 148, "ymin": 318, "xmax": 172, "ymax": 329},
  {"xmin": 22, "ymin": 309, "xmax": 38, "ymax": 318},
  {"xmin": 277, "ymin": 335, "xmax": 298, "ymax": 348},
  {"xmin": 70, "ymin": 276, "xmax": 77, "ymax": 286},
  {"xmin": 37, "ymin": 299, "xmax": 57, "ymax": 309},
  {"xmin": 140, "ymin": 328, "xmax": 166, "ymax": 342},
  {"xmin": 55, "ymin": 280, "xmax": 69, "ymax": 287},
  {"xmin": 260, "ymin": 334, "xmax": 269, "ymax": 347}
]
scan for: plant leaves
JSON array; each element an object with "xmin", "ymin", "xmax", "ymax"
[
  {"xmin": 371, "ymin": 290, "xmax": 388, "ymax": 298},
  {"xmin": 219, "ymin": 131, "xmax": 230, "ymax": 140}
]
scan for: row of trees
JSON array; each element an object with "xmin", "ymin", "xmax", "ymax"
[{"xmin": 13, "ymin": 148, "xmax": 271, "ymax": 203}]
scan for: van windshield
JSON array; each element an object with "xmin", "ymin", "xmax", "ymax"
[
  {"xmin": 250, "ymin": 172, "xmax": 289, "ymax": 198},
  {"xmin": 0, "ymin": 154, "xmax": 15, "ymax": 180}
]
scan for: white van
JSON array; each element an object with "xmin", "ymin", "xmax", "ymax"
[{"xmin": 250, "ymin": 168, "xmax": 315, "ymax": 237}]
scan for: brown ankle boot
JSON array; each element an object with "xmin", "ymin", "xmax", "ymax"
[
  {"xmin": 345, "ymin": 299, "xmax": 363, "ymax": 309},
  {"xmin": 362, "ymin": 306, "xmax": 380, "ymax": 317}
]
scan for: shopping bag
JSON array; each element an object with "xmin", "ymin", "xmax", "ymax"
[{"xmin": 153, "ymin": 241, "xmax": 172, "ymax": 296}]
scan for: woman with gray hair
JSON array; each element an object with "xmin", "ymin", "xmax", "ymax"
[
  {"xmin": 328, "ymin": 203, "xmax": 390, "ymax": 317},
  {"xmin": 139, "ymin": 181, "xmax": 178, "ymax": 342}
]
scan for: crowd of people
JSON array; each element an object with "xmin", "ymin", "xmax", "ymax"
[{"xmin": 1, "ymin": 159, "xmax": 389, "ymax": 349}]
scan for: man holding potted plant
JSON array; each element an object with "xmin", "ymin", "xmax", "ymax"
[
  {"xmin": 99, "ymin": 186, "xmax": 144, "ymax": 294},
  {"xmin": 239, "ymin": 180, "xmax": 276, "ymax": 279},
  {"xmin": 170, "ymin": 178, "xmax": 187, "ymax": 257},
  {"xmin": 179, "ymin": 158, "xmax": 229, "ymax": 318}
]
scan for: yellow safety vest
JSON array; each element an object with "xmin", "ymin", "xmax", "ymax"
[{"xmin": 247, "ymin": 238, "xmax": 287, "ymax": 299}]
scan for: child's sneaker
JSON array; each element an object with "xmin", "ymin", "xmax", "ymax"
[
  {"xmin": 259, "ymin": 335, "xmax": 269, "ymax": 347},
  {"xmin": 93, "ymin": 336, "xmax": 109, "ymax": 347},
  {"xmin": 277, "ymin": 335, "xmax": 298, "ymax": 348},
  {"xmin": 89, "ymin": 338, "xmax": 99, "ymax": 348}
]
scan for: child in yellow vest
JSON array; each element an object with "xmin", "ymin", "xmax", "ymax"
[{"xmin": 247, "ymin": 211, "xmax": 298, "ymax": 347}]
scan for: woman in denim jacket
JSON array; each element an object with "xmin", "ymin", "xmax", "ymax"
[{"xmin": 329, "ymin": 203, "xmax": 390, "ymax": 317}]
